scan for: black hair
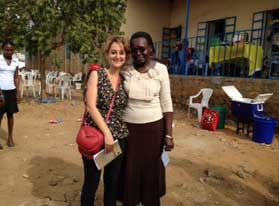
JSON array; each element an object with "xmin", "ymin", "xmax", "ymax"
[
  {"xmin": 130, "ymin": 31, "xmax": 155, "ymax": 55},
  {"xmin": 2, "ymin": 40, "xmax": 15, "ymax": 48}
]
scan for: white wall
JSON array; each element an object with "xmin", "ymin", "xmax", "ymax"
[
  {"xmin": 170, "ymin": 0, "xmax": 279, "ymax": 38},
  {"xmin": 121, "ymin": 0, "xmax": 172, "ymax": 41}
]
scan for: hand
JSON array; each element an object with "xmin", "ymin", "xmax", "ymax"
[
  {"xmin": 164, "ymin": 138, "xmax": 174, "ymax": 151},
  {"xmin": 104, "ymin": 134, "xmax": 114, "ymax": 153},
  {"xmin": 0, "ymin": 100, "xmax": 4, "ymax": 108},
  {"xmin": 16, "ymin": 93, "xmax": 21, "ymax": 103}
]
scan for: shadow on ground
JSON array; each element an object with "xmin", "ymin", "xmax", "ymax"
[
  {"xmin": 170, "ymin": 156, "xmax": 279, "ymax": 206},
  {"xmin": 26, "ymin": 156, "xmax": 90, "ymax": 206},
  {"xmin": 0, "ymin": 127, "xmax": 7, "ymax": 143}
]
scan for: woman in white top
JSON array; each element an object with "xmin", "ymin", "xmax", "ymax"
[
  {"xmin": 0, "ymin": 40, "xmax": 20, "ymax": 149},
  {"xmin": 119, "ymin": 31, "xmax": 174, "ymax": 206}
]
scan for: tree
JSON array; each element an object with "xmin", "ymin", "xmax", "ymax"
[
  {"xmin": 0, "ymin": 0, "xmax": 127, "ymax": 100},
  {"xmin": 0, "ymin": 0, "xmax": 26, "ymax": 47}
]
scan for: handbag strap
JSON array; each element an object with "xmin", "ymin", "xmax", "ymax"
[
  {"xmin": 82, "ymin": 75, "xmax": 121, "ymax": 125},
  {"xmin": 104, "ymin": 76, "xmax": 121, "ymax": 123}
]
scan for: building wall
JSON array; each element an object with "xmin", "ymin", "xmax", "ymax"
[
  {"xmin": 121, "ymin": 0, "xmax": 172, "ymax": 41},
  {"xmin": 170, "ymin": 75, "xmax": 279, "ymax": 121},
  {"xmin": 170, "ymin": 0, "xmax": 279, "ymax": 38},
  {"xmin": 28, "ymin": 0, "xmax": 279, "ymax": 73}
]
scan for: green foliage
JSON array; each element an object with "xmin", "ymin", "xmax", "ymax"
[
  {"xmin": 0, "ymin": 0, "xmax": 127, "ymax": 64},
  {"xmin": 50, "ymin": 51, "xmax": 63, "ymax": 70},
  {"xmin": 0, "ymin": 0, "xmax": 26, "ymax": 48}
]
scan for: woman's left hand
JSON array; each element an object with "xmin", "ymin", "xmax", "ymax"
[
  {"xmin": 16, "ymin": 93, "xmax": 21, "ymax": 103},
  {"xmin": 164, "ymin": 138, "xmax": 174, "ymax": 151}
]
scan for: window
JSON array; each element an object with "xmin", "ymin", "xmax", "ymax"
[
  {"xmin": 208, "ymin": 19, "xmax": 225, "ymax": 44},
  {"xmin": 161, "ymin": 26, "xmax": 182, "ymax": 59}
]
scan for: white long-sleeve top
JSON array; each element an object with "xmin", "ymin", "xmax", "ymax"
[
  {"xmin": 122, "ymin": 61, "xmax": 173, "ymax": 124},
  {"xmin": 0, "ymin": 54, "xmax": 19, "ymax": 90}
]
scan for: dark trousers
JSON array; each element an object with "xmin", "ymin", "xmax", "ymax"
[{"xmin": 81, "ymin": 139, "xmax": 126, "ymax": 206}]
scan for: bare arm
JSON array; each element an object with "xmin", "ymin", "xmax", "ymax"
[
  {"xmin": 86, "ymin": 71, "xmax": 114, "ymax": 153},
  {"xmin": 163, "ymin": 112, "xmax": 173, "ymax": 137},
  {"xmin": 160, "ymin": 65, "xmax": 174, "ymax": 151},
  {"xmin": 14, "ymin": 67, "xmax": 20, "ymax": 102},
  {"xmin": 163, "ymin": 112, "xmax": 174, "ymax": 151}
]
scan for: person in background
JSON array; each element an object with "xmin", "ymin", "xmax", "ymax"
[
  {"xmin": 0, "ymin": 40, "xmax": 20, "ymax": 149},
  {"xmin": 80, "ymin": 35, "xmax": 130, "ymax": 206},
  {"xmin": 170, "ymin": 41, "xmax": 183, "ymax": 74},
  {"xmin": 120, "ymin": 31, "xmax": 174, "ymax": 206}
]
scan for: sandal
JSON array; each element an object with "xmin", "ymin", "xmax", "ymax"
[{"xmin": 7, "ymin": 140, "xmax": 15, "ymax": 147}]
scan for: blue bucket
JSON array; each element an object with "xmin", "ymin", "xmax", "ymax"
[{"xmin": 252, "ymin": 116, "xmax": 277, "ymax": 144}]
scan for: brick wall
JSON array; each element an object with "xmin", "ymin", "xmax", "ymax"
[{"xmin": 170, "ymin": 75, "xmax": 279, "ymax": 120}]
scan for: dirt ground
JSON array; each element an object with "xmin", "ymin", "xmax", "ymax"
[{"xmin": 0, "ymin": 91, "xmax": 279, "ymax": 206}]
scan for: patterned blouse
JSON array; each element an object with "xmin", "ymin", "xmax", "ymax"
[{"xmin": 85, "ymin": 68, "xmax": 129, "ymax": 139}]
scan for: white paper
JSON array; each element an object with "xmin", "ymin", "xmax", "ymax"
[
  {"xmin": 161, "ymin": 149, "xmax": 170, "ymax": 167},
  {"xmin": 93, "ymin": 140, "xmax": 122, "ymax": 170}
]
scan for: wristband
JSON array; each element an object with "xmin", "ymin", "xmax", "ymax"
[{"xmin": 165, "ymin": 135, "xmax": 173, "ymax": 140}]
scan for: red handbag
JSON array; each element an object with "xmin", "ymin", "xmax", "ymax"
[
  {"xmin": 201, "ymin": 108, "xmax": 220, "ymax": 131},
  {"xmin": 76, "ymin": 74, "xmax": 120, "ymax": 159},
  {"xmin": 77, "ymin": 124, "xmax": 105, "ymax": 159}
]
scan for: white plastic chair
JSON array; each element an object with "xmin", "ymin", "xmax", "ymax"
[
  {"xmin": 45, "ymin": 71, "xmax": 58, "ymax": 96},
  {"xmin": 72, "ymin": 72, "xmax": 83, "ymax": 89},
  {"xmin": 73, "ymin": 72, "xmax": 83, "ymax": 82},
  {"xmin": 31, "ymin": 69, "xmax": 40, "ymax": 80},
  {"xmin": 20, "ymin": 71, "xmax": 37, "ymax": 98},
  {"xmin": 54, "ymin": 74, "xmax": 72, "ymax": 100},
  {"xmin": 187, "ymin": 88, "xmax": 213, "ymax": 122}
]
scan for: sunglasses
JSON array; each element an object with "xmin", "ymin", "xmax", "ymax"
[{"xmin": 131, "ymin": 47, "xmax": 147, "ymax": 54}]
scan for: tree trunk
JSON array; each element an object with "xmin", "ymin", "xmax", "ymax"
[{"xmin": 39, "ymin": 52, "xmax": 47, "ymax": 101}]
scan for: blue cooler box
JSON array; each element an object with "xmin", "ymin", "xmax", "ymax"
[
  {"xmin": 222, "ymin": 86, "xmax": 273, "ymax": 122},
  {"xmin": 231, "ymin": 101, "xmax": 264, "ymax": 122}
]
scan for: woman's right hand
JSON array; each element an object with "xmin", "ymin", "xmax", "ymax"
[
  {"xmin": 164, "ymin": 138, "xmax": 174, "ymax": 151},
  {"xmin": 86, "ymin": 71, "xmax": 115, "ymax": 154},
  {"xmin": 104, "ymin": 133, "xmax": 114, "ymax": 153}
]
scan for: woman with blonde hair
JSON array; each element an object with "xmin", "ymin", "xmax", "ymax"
[{"xmin": 80, "ymin": 35, "xmax": 130, "ymax": 206}]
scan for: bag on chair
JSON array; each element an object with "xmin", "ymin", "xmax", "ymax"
[
  {"xmin": 76, "ymin": 74, "xmax": 120, "ymax": 159},
  {"xmin": 201, "ymin": 108, "xmax": 220, "ymax": 131}
]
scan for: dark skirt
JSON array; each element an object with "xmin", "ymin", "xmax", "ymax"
[
  {"xmin": 0, "ymin": 89, "xmax": 19, "ymax": 115},
  {"xmin": 119, "ymin": 119, "xmax": 166, "ymax": 206}
]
